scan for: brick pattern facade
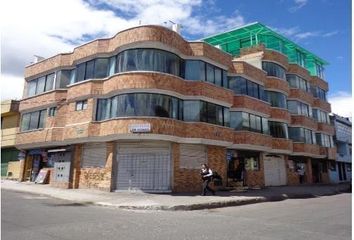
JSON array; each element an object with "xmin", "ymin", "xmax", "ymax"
[
  {"xmin": 232, "ymin": 96, "xmax": 270, "ymax": 115},
  {"xmin": 17, "ymin": 25, "xmax": 337, "ymax": 192},
  {"xmin": 291, "ymin": 115, "xmax": 318, "ymax": 130},
  {"xmin": 289, "ymin": 89, "xmax": 314, "ymax": 105},
  {"xmin": 287, "ymin": 64, "xmax": 311, "ymax": 81}
]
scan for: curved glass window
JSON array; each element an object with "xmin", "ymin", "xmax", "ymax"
[
  {"xmin": 312, "ymin": 109, "xmax": 330, "ymax": 124},
  {"xmin": 262, "ymin": 61, "xmax": 286, "ymax": 80},
  {"xmin": 289, "ymin": 127, "xmax": 316, "ymax": 144},
  {"xmin": 269, "ymin": 121, "xmax": 288, "ymax": 139},
  {"xmin": 97, "ymin": 93, "xmax": 181, "ymax": 121},
  {"xmin": 266, "ymin": 91, "xmax": 287, "ymax": 108},
  {"xmin": 311, "ymin": 85, "xmax": 327, "ymax": 101},
  {"xmin": 183, "ymin": 100, "xmax": 229, "ymax": 126},
  {"xmin": 316, "ymin": 133, "xmax": 333, "ymax": 147},
  {"xmin": 185, "ymin": 60, "xmax": 205, "ymax": 81},
  {"xmin": 228, "ymin": 76, "xmax": 267, "ymax": 101},
  {"xmin": 230, "ymin": 111, "xmax": 269, "ymax": 134},
  {"xmin": 97, "ymin": 94, "xmax": 230, "ymax": 127},
  {"xmin": 287, "ymin": 100, "xmax": 311, "ymax": 117},
  {"xmin": 116, "ymin": 49, "xmax": 182, "ymax": 76},
  {"xmin": 286, "ymin": 74, "xmax": 310, "ymax": 92}
]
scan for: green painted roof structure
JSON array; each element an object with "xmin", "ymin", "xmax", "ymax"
[{"xmin": 202, "ymin": 22, "xmax": 328, "ymax": 76}]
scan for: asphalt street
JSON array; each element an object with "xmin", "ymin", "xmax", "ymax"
[{"xmin": 1, "ymin": 189, "xmax": 351, "ymax": 240}]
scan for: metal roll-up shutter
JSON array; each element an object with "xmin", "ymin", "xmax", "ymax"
[
  {"xmin": 116, "ymin": 142, "xmax": 171, "ymax": 192},
  {"xmin": 82, "ymin": 143, "xmax": 107, "ymax": 168},
  {"xmin": 180, "ymin": 144, "xmax": 207, "ymax": 169}
]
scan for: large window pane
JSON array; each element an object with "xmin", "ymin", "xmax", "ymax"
[
  {"xmin": 267, "ymin": 91, "xmax": 287, "ymax": 108},
  {"xmin": 94, "ymin": 58, "xmax": 109, "ymax": 78},
  {"xmin": 76, "ymin": 63, "xmax": 86, "ymax": 82},
  {"xmin": 206, "ymin": 63, "xmax": 214, "ymax": 84},
  {"xmin": 185, "ymin": 60, "xmax": 205, "ymax": 81},
  {"xmin": 183, "ymin": 101, "xmax": 200, "ymax": 122},
  {"xmin": 248, "ymin": 81, "xmax": 258, "ymax": 98},
  {"xmin": 109, "ymin": 56, "xmax": 116, "ymax": 76},
  {"xmin": 29, "ymin": 111, "xmax": 40, "ymax": 130},
  {"xmin": 262, "ymin": 118, "xmax": 269, "ymax": 134},
  {"xmin": 27, "ymin": 80, "xmax": 37, "ymax": 97},
  {"xmin": 85, "ymin": 60, "xmax": 95, "ymax": 80},
  {"xmin": 21, "ymin": 113, "xmax": 31, "ymax": 131},
  {"xmin": 242, "ymin": 112, "xmax": 250, "ymax": 129},
  {"xmin": 269, "ymin": 121, "xmax": 288, "ymax": 138},
  {"xmin": 45, "ymin": 73, "xmax": 55, "ymax": 91},
  {"xmin": 287, "ymin": 101, "xmax": 299, "ymax": 114},
  {"xmin": 214, "ymin": 68, "xmax": 222, "ymax": 86},
  {"xmin": 230, "ymin": 112, "xmax": 242, "ymax": 130},
  {"xmin": 56, "ymin": 70, "xmax": 71, "ymax": 88},
  {"xmin": 38, "ymin": 110, "xmax": 47, "ymax": 128},
  {"xmin": 222, "ymin": 70, "xmax": 228, "ymax": 88},
  {"xmin": 199, "ymin": 101, "xmax": 208, "ymax": 123},
  {"xmin": 206, "ymin": 103, "xmax": 217, "ymax": 124},
  {"xmin": 36, "ymin": 76, "xmax": 46, "ymax": 94},
  {"xmin": 223, "ymin": 108, "xmax": 230, "ymax": 127},
  {"xmin": 262, "ymin": 61, "xmax": 286, "ymax": 80}
]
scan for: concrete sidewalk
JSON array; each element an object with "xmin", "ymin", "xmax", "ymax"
[{"xmin": 1, "ymin": 180, "xmax": 351, "ymax": 211}]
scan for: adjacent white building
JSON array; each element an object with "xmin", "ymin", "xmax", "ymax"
[{"xmin": 329, "ymin": 114, "xmax": 352, "ymax": 183}]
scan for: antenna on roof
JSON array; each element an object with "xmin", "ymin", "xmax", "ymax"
[{"xmin": 33, "ymin": 55, "xmax": 45, "ymax": 63}]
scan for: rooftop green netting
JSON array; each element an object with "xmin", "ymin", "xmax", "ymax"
[{"xmin": 202, "ymin": 22, "xmax": 328, "ymax": 77}]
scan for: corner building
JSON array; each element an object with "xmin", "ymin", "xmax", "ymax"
[{"xmin": 16, "ymin": 23, "xmax": 336, "ymax": 192}]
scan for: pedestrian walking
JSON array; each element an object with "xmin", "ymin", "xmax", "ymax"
[{"xmin": 200, "ymin": 164, "xmax": 215, "ymax": 196}]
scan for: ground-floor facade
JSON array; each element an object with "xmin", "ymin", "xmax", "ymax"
[{"xmin": 18, "ymin": 140, "xmax": 335, "ymax": 192}]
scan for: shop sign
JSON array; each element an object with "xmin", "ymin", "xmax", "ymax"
[{"xmin": 129, "ymin": 123, "xmax": 151, "ymax": 133}]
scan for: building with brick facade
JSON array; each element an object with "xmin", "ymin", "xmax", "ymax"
[
  {"xmin": 16, "ymin": 22, "xmax": 336, "ymax": 192},
  {"xmin": 1, "ymin": 100, "xmax": 21, "ymax": 178}
]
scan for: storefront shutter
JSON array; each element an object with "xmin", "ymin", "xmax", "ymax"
[
  {"xmin": 82, "ymin": 143, "xmax": 106, "ymax": 168},
  {"xmin": 179, "ymin": 144, "xmax": 207, "ymax": 169}
]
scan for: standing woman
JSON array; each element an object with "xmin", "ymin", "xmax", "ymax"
[{"xmin": 200, "ymin": 164, "xmax": 216, "ymax": 196}]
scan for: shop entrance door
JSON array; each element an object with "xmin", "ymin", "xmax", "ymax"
[{"xmin": 264, "ymin": 155, "xmax": 286, "ymax": 186}]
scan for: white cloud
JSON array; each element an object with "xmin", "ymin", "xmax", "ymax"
[
  {"xmin": 322, "ymin": 31, "xmax": 339, "ymax": 37},
  {"xmin": 1, "ymin": 74, "xmax": 25, "ymax": 101},
  {"xmin": 294, "ymin": 31, "xmax": 320, "ymax": 39},
  {"xmin": 1, "ymin": 0, "xmax": 245, "ymax": 100},
  {"xmin": 289, "ymin": 0, "xmax": 308, "ymax": 12},
  {"xmin": 328, "ymin": 91, "xmax": 353, "ymax": 118}
]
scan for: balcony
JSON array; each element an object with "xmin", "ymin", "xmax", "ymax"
[
  {"xmin": 289, "ymin": 89, "xmax": 313, "ymax": 105},
  {"xmin": 233, "ymin": 131, "xmax": 272, "ymax": 150},
  {"xmin": 320, "ymin": 147, "xmax": 337, "ymax": 160},
  {"xmin": 287, "ymin": 64, "xmax": 310, "ymax": 80},
  {"xmin": 20, "ymin": 90, "xmax": 67, "ymax": 111},
  {"xmin": 264, "ymin": 77, "xmax": 290, "ymax": 94},
  {"xmin": 1, "ymin": 128, "xmax": 17, "ymax": 147},
  {"xmin": 317, "ymin": 123, "xmax": 335, "ymax": 135},
  {"xmin": 270, "ymin": 108, "xmax": 291, "ymax": 122},
  {"xmin": 272, "ymin": 138, "xmax": 293, "ymax": 152},
  {"xmin": 291, "ymin": 115, "xmax": 317, "ymax": 130},
  {"xmin": 313, "ymin": 98, "xmax": 331, "ymax": 113},
  {"xmin": 232, "ymin": 96, "xmax": 270, "ymax": 116},
  {"xmin": 310, "ymin": 76, "xmax": 328, "ymax": 91}
]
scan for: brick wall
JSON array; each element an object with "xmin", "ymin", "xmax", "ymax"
[
  {"xmin": 245, "ymin": 156, "xmax": 265, "ymax": 187},
  {"xmin": 289, "ymin": 89, "xmax": 314, "ymax": 105},
  {"xmin": 291, "ymin": 116, "xmax": 317, "ymax": 130},
  {"xmin": 265, "ymin": 77, "xmax": 290, "ymax": 94},
  {"xmin": 232, "ymin": 96, "xmax": 270, "ymax": 116}
]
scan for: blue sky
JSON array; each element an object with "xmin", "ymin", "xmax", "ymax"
[{"xmin": 1, "ymin": 0, "xmax": 352, "ymax": 116}]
